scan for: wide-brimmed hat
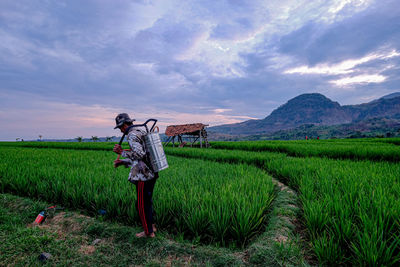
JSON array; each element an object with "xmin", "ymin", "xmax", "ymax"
[{"xmin": 114, "ymin": 113, "xmax": 135, "ymax": 129}]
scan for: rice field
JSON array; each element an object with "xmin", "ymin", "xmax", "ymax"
[
  {"xmin": 208, "ymin": 139, "xmax": 400, "ymax": 162},
  {"xmin": 1, "ymin": 138, "xmax": 400, "ymax": 265},
  {"xmin": 165, "ymin": 145, "xmax": 400, "ymax": 265},
  {"xmin": 0, "ymin": 146, "xmax": 275, "ymax": 247}
]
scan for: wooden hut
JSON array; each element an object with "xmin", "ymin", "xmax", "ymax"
[{"xmin": 164, "ymin": 123, "xmax": 209, "ymax": 148}]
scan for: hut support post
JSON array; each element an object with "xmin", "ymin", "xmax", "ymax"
[
  {"xmin": 191, "ymin": 136, "xmax": 199, "ymax": 146},
  {"xmin": 178, "ymin": 135, "xmax": 183, "ymax": 144},
  {"xmin": 199, "ymin": 130, "xmax": 202, "ymax": 148},
  {"xmin": 164, "ymin": 136, "xmax": 172, "ymax": 147}
]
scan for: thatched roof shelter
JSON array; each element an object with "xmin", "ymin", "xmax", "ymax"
[
  {"xmin": 164, "ymin": 123, "xmax": 209, "ymax": 148},
  {"xmin": 165, "ymin": 123, "xmax": 208, "ymax": 137}
]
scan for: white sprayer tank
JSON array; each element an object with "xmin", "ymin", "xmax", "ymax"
[{"xmin": 144, "ymin": 132, "xmax": 168, "ymax": 172}]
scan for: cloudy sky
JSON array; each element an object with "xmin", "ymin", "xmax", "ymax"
[{"xmin": 1, "ymin": 0, "xmax": 399, "ymax": 140}]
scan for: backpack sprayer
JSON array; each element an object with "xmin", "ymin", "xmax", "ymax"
[{"xmin": 115, "ymin": 119, "xmax": 168, "ymax": 173}]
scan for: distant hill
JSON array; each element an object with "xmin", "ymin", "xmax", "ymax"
[
  {"xmin": 210, "ymin": 117, "xmax": 400, "ymax": 141},
  {"xmin": 374, "ymin": 92, "xmax": 400, "ymax": 101},
  {"xmin": 208, "ymin": 92, "xmax": 400, "ymax": 139}
]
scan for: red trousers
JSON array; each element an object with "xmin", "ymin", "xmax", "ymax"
[{"xmin": 135, "ymin": 174, "xmax": 158, "ymax": 235}]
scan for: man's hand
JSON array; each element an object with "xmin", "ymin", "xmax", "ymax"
[
  {"xmin": 113, "ymin": 144, "xmax": 123, "ymax": 155},
  {"xmin": 114, "ymin": 159, "xmax": 125, "ymax": 168}
]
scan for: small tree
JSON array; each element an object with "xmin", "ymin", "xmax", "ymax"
[
  {"xmin": 91, "ymin": 136, "xmax": 98, "ymax": 142},
  {"xmin": 39, "ymin": 135, "xmax": 42, "ymax": 141},
  {"xmin": 76, "ymin": 136, "xmax": 83, "ymax": 142},
  {"xmin": 105, "ymin": 136, "xmax": 112, "ymax": 142},
  {"xmin": 16, "ymin": 138, "xmax": 20, "ymax": 141}
]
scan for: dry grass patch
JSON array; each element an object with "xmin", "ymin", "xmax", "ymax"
[
  {"xmin": 79, "ymin": 245, "xmax": 96, "ymax": 255},
  {"xmin": 28, "ymin": 212, "xmax": 89, "ymax": 236}
]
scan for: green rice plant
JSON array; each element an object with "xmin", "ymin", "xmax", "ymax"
[
  {"xmin": 313, "ymin": 232, "xmax": 344, "ymax": 265},
  {"xmin": 351, "ymin": 213, "xmax": 400, "ymax": 266},
  {"xmin": 329, "ymin": 197, "xmax": 355, "ymax": 246},
  {"xmin": 181, "ymin": 192, "xmax": 211, "ymax": 237},
  {"xmin": 208, "ymin": 202, "xmax": 233, "ymax": 245},
  {"xmin": 302, "ymin": 200, "xmax": 330, "ymax": 240}
]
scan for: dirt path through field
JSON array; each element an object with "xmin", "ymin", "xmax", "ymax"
[{"xmin": 244, "ymin": 175, "xmax": 310, "ymax": 265}]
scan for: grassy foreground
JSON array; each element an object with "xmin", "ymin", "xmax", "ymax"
[
  {"xmin": 0, "ymin": 193, "xmax": 243, "ymax": 266},
  {"xmin": 0, "ymin": 188, "xmax": 305, "ymax": 267}
]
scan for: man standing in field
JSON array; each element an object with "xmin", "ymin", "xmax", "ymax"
[{"xmin": 113, "ymin": 113, "xmax": 158, "ymax": 238}]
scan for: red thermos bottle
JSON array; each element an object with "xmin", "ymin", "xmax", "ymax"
[{"xmin": 34, "ymin": 211, "xmax": 46, "ymax": 224}]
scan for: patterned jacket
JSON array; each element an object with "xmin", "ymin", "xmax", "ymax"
[{"xmin": 120, "ymin": 127, "xmax": 155, "ymax": 182}]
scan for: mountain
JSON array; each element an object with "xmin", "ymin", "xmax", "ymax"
[
  {"xmin": 373, "ymin": 92, "xmax": 400, "ymax": 101},
  {"xmin": 209, "ymin": 92, "xmax": 400, "ymax": 137},
  {"xmin": 345, "ymin": 95, "xmax": 400, "ymax": 121},
  {"xmin": 222, "ymin": 117, "xmax": 400, "ymax": 141}
]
